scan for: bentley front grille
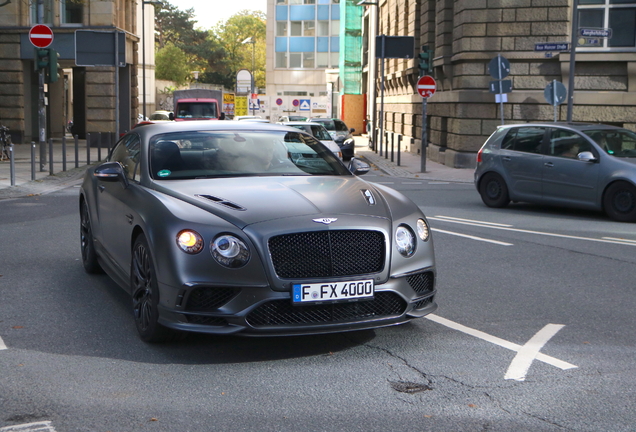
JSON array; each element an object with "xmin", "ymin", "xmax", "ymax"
[
  {"xmin": 246, "ymin": 292, "xmax": 406, "ymax": 327},
  {"xmin": 268, "ymin": 230, "xmax": 385, "ymax": 279}
]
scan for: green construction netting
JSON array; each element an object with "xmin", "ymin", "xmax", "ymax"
[{"xmin": 339, "ymin": 0, "xmax": 363, "ymax": 95}]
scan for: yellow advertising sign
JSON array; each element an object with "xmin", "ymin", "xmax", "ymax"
[
  {"xmin": 235, "ymin": 96, "xmax": 248, "ymax": 116},
  {"xmin": 223, "ymin": 93, "xmax": 235, "ymax": 116}
]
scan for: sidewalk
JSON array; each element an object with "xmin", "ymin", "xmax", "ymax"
[
  {"xmin": 0, "ymin": 133, "xmax": 475, "ymax": 200},
  {"xmin": 0, "ymin": 136, "xmax": 105, "ymax": 200},
  {"xmin": 354, "ymin": 135, "xmax": 474, "ymax": 184}
]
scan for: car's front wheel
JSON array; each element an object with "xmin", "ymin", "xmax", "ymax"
[
  {"xmin": 479, "ymin": 172, "xmax": 510, "ymax": 208},
  {"xmin": 80, "ymin": 200, "xmax": 102, "ymax": 274},
  {"xmin": 603, "ymin": 181, "xmax": 636, "ymax": 222},
  {"xmin": 131, "ymin": 234, "xmax": 180, "ymax": 342}
]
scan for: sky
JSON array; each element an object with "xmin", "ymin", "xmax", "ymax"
[{"xmin": 171, "ymin": 0, "xmax": 268, "ymax": 30}]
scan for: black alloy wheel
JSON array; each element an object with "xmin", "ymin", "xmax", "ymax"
[
  {"xmin": 479, "ymin": 172, "xmax": 510, "ymax": 208},
  {"xmin": 603, "ymin": 181, "xmax": 636, "ymax": 222},
  {"xmin": 80, "ymin": 200, "xmax": 102, "ymax": 274},
  {"xmin": 131, "ymin": 234, "xmax": 178, "ymax": 342}
]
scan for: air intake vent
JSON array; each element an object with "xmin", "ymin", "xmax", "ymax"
[{"xmin": 196, "ymin": 194, "xmax": 246, "ymax": 211}]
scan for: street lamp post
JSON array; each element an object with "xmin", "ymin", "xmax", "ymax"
[
  {"xmin": 357, "ymin": 1, "xmax": 379, "ymax": 151},
  {"xmin": 242, "ymin": 37, "xmax": 256, "ymax": 116},
  {"xmin": 141, "ymin": 0, "xmax": 160, "ymax": 120}
]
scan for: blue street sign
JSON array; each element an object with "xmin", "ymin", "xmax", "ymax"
[
  {"xmin": 534, "ymin": 42, "xmax": 570, "ymax": 52},
  {"xmin": 579, "ymin": 28, "xmax": 612, "ymax": 38}
]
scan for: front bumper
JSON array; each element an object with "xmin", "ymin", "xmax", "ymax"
[{"xmin": 157, "ymin": 268, "xmax": 437, "ymax": 336}]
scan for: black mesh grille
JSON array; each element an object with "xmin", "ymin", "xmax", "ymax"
[
  {"xmin": 413, "ymin": 296, "xmax": 433, "ymax": 310},
  {"xmin": 246, "ymin": 292, "xmax": 406, "ymax": 327},
  {"xmin": 185, "ymin": 315, "xmax": 228, "ymax": 326},
  {"xmin": 185, "ymin": 287, "xmax": 240, "ymax": 311},
  {"xmin": 268, "ymin": 230, "xmax": 385, "ymax": 279},
  {"xmin": 406, "ymin": 271, "xmax": 435, "ymax": 295}
]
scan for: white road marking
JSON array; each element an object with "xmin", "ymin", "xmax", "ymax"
[
  {"xmin": 425, "ymin": 314, "xmax": 577, "ymax": 378},
  {"xmin": 0, "ymin": 336, "xmax": 6, "ymax": 350},
  {"xmin": 432, "ymin": 216, "xmax": 636, "ymax": 247},
  {"xmin": 603, "ymin": 237, "xmax": 636, "ymax": 244},
  {"xmin": 428, "ymin": 181, "xmax": 450, "ymax": 184},
  {"xmin": 432, "ymin": 228, "xmax": 513, "ymax": 246},
  {"xmin": 374, "ymin": 182, "xmax": 395, "ymax": 184},
  {"xmin": 505, "ymin": 324, "xmax": 566, "ymax": 381},
  {"xmin": 432, "ymin": 215, "xmax": 513, "ymax": 227},
  {"xmin": 401, "ymin": 182, "xmax": 423, "ymax": 184},
  {"xmin": 0, "ymin": 422, "xmax": 56, "ymax": 432}
]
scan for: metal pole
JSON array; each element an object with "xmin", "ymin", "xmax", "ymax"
[
  {"xmin": 498, "ymin": 54, "xmax": 504, "ymax": 125},
  {"xmin": 86, "ymin": 132, "xmax": 91, "ymax": 165},
  {"xmin": 251, "ymin": 41, "xmax": 255, "ymax": 116},
  {"xmin": 369, "ymin": 5, "xmax": 379, "ymax": 151},
  {"xmin": 397, "ymin": 134, "xmax": 402, "ymax": 166},
  {"xmin": 48, "ymin": 137, "xmax": 53, "ymax": 175},
  {"xmin": 390, "ymin": 132, "xmax": 394, "ymax": 162},
  {"xmin": 74, "ymin": 134, "xmax": 79, "ymax": 168},
  {"xmin": 62, "ymin": 134, "xmax": 67, "ymax": 171},
  {"xmin": 379, "ymin": 35, "xmax": 385, "ymax": 162},
  {"xmin": 9, "ymin": 144, "xmax": 15, "ymax": 186},
  {"xmin": 114, "ymin": 31, "xmax": 120, "ymax": 137},
  {"xmin": 421, "ymin": 98, "xmax": 427, "ymax": 173},
  {"xmin": 98, "ymin": 132, "xmax": 102, "ymax": 161},
  {"xmin": 142, "ymin": 3, "xmax": 146, "ymax": 119},
  {"xmin": 31, "ymin": 142, "xmax": 36, "ymax": 180},
  {"xmin": 37, "ymin": 1, "xmax": 46, "ymax": 172},
  {"xmin": 567, "ymin": 0, "xmax": 579, "ymax": 123},
  {"xmin": 385, "ymin": 131, "xmax": 389, "ymax": 159},
  {"xmin": 553, "ymin": 79, "xmax": 558, "ymax": 122}
]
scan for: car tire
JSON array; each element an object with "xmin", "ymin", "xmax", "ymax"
[
  {"xmin": 80, "ymin": 200, "xmax": 103, "ymax": 274},
  {"xmin": 131, "ymin": 234, "xmax": 181, "ymax": 343},
  {"xmin": 479, "ymin": 172, "xmax": 510, "ymax": 208},
  {"xmin": 603, "ymin": 181, "xmax": 636, "ymax": 222}
]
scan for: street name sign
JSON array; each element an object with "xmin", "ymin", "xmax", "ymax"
[
  {"xmin": 534, "ymin": 42, "xmax": 570, "ymax": 52},
  {"xmin": 579, "ymin": 28, "xmax": 612, "ymax": 38}
]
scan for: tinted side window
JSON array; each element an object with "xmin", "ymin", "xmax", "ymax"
[
  {"xmin": 110, "ymin": 134, "xmax": 141, "ymax": 181},
  {"xmin": 507, "ymin": 127, "xmax": 545, "ymax": 154},
  {"xmin": 334, "ymin": 120, "xmax": 349, "ymax": 132},
  {"xmin": 548, "ymin": 129, "xmax": 593, "ymax": 159},
  {"xmin": 501, "ymin": 129, "xmax": 517, "ymax": 150}
]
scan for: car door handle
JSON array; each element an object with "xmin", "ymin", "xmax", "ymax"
[
  {"xmin": 544, "ymin": 162, "xmax": 554, "ymax": 168},
  {"xmin": 502, "ymin": 156, "xmax": 511, "ymax": 162},
  {"xmin": 98, "ymin": 185, "xmax": 105, "ymax": 192}
]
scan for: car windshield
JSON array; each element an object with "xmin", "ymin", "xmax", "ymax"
[
  {"xmin": 314, "ymin": 119, "xmax": 335, "ymax": 131},
  {"xmin": 175, "ymin": 102, "xmax": 218, "ymax": 119},
  {"xmin": 310, "ymin": 125, "xmax": 333, "ymax": 141},
  {"xmin": 149, "ymin": 130, "xmax": 349, "ymax": 180},
  {"xmin": 583, "ymin": 129, "xmax": 636, "ymax": 158}
]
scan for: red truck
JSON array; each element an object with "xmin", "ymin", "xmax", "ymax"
[{"xmin": 169, "ymin": 89, "xmax": 225, "ymax": 121}]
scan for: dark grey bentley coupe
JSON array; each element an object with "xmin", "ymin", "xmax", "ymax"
[{"xmin": 80, "ymin": 121, "xmax": 436, "ymax": 342}]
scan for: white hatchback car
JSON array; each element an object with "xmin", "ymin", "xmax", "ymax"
[{"xmin": 279, "ymin": 121, "xmax": 343, "ymax": 159}]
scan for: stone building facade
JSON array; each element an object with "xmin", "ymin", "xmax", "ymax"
[
  {"xmin": 360, "ymin": 0, "xmax": 636, "ymax": 168},
  {"xmin": 0, "ymin": 0, "xmax": 144, "ymax": 144}
]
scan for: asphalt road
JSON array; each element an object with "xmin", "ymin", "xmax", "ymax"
[{"xmin": 1, "ymin": 172, "xmax": 635, "ymax": 431}]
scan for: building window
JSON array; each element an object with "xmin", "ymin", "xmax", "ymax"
[
  {"xmin": 303, "ymin": 52, "xmax": 315, "ymax": 68},
  {"xmin": 276, "ymin": 52, "xmax": 288, "ymax": 68},
  {"xmin": 578, "ymin": 1, "xmax": 636, "ymax": 49},
  {"xmin": 330, "ymin": 52, "xmax": 339, "ymax": 68},
  {"xmin": 61, "ymin": 0, "xmax": 83, "ymax": 25},
  {"xmin": 317, "ymin": 52, "xmax": 329, "ymax": 67},
  {"xmin": 290, "ymin": 21, "xmax": 302, "ymax": 36},
  {"xmin": 331, "ymin": 20, "xmax": 340, "ymax": 36},
  {"xmin": 30, "ymin": 0, "xmax": 53, "ymax": 24},
  {"xmin": 290, "ymin": 53, "xmax": 302, "ymax": 68},
  {"xmin": 277, "ymin": 22, "xmax": 288, "ymax": 36},
  {"xmin": 317, "ymin": 21, "xmax": 329, "ymax": 36},
  {"xmin": 303, "ymin": 21, "xmax": 315, "ymax": 36},
  {"xmin": 276, "ymin": 0, "xmax": 288, "ymax": 4}
]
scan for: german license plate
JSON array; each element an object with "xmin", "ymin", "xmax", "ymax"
[{"xmin": 292, "ymin": 279, "xmax": 374, "ymax": 304}]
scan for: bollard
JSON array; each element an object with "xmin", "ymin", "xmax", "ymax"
[
  {"xmin": 74, "ymin": 135, "xmax": 79, "ymax": 168},
  {"xmin": 391, "ymin": 133, "xmax": 395, "ymax": 163},
  {"xmin": 385, "ymin": 131, "xmax": 389, "ymax": 159},
  {"xmin": 397, "ymin": 134, "xmax": 402, "ymax": 166},
  {"xmin": 373, "ymin": 128, "xmax": 378, "ymax": 153},
  {"xmin": 86, "ymin": 132, "xmax": 91, "ymax": 165},
  {"xmin": 9, "ymin": 144, "xmax": 15, "ymax": 186},
  {"xmin": 98, "ymin": 132, "xmax": 102, "ymax": 161},
  {"xmin": 31, "ymin": 142, "xmax": 36, "ymax": 181},
  {"xmin": 48, "ymin": 137, "xmax": 54, "ymax": 175},
  {"xmin": 62, "ymin": 135, "xmax": 67, "ymax": 172}
]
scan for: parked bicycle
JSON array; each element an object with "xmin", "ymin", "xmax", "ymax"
[{"xmin": 0, "ymin": 125, "xmax": 11, "ymax": 161}]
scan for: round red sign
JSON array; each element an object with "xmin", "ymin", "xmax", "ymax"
[
  {"xmin": 29, "ymin": 24, "xmax": 54, "ymax": 49},
  {"xmin": 417, "ymin": 75, "xmax": 436, "ymax": 98}
]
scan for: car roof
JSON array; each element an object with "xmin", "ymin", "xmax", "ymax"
[
  {"xmin": 128, "ymin": 119, "xmax": 309, "ymax": 138},
  {"xmin": 281, "ymin": 121, "xmax": 325, "ymax": 127}
]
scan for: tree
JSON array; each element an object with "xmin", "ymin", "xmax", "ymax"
[
  {"xmin": 213, "ymin": 11, "xmax": 266, "ymax": 90},
  {"xmin": 155, "ymin": 44, "xmax": 191, "ymax": 86}
]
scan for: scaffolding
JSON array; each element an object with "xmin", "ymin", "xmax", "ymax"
[{"xmin": 339, "ymin": 0, "xmax": 363, "ymax": 95}]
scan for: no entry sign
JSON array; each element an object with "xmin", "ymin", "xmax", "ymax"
[
  {"xmin": 29, "ymin": 24, "xmax": 54, "ymax": 48},
  {"xmin": 417, "ymin": 75, "xmax": 436, "ymax": 98}
]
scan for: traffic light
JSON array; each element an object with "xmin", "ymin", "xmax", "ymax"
[
  {"xmin": 418, "ymin": 45, "xmax": 434, "ymax": 77},
  {"xmin": 48, "ymin": 49, "xmax": 60, "ymax": 83},
  {"xmin": 36, "ymin": 48, "xmax": 49, "ymax": 70}
]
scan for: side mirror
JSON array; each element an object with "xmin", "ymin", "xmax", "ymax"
[
  {"xmin": 94, "ymin": 162, "xmax": 128, "ymax": 185},
  {"xmin": 350, "ymin": 128, "xmax": 355, "ymax": 133},
  {"xmin": 578, "ymin": 151, "xmax": 597, "ymax": 162},
  {"xmin": 169, "ymin": 112, "xmax": 174, "ymax": 121},
  {"xmin": 219, "ymin": 112, "xmax": 226, "ymax": 120},
  {"xmin": 348, "ymin": 157, "xmax": 370, "ymax": 176}
]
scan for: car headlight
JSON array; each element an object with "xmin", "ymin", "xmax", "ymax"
[
  {"xmin": 176, "ymin": 230, "xmax": 204, "ymax": 254},
  {"xmin": 211, "ymin": 234, "xmax": 250, "ymax": 268},
  {"xmin": 416, "ymin": 218, "xmax": 430, "ymax": 242},
  {"xmin": 395, "ymin": 225, "xmax": 416, "ymax": 257}
]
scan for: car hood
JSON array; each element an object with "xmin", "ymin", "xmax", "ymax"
[{"xmin": 152, "ymin": 176, "xmax": 390, "ymax": 228}]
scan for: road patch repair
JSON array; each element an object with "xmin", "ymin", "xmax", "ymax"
[{"xmin": 425, "ymin": 314, "xmax": 577, "ymax": 381}]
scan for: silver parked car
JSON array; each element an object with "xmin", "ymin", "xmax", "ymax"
[
  {"xmin": 475, "ymin": 123, "xmax": 636, "ymax": 222},
  {"xmin": 278, "ymin": 121, "xmax": 343, "ymax": 159}
]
